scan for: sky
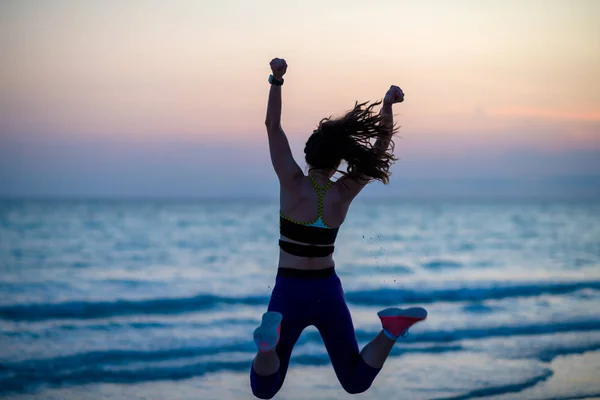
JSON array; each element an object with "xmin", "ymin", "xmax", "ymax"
[{"xmin": 1, "ymin": 0, "xmax": 599, "ymax": 198}]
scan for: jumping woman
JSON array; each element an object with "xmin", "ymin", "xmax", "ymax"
[{"xmin": 250, "ymin": 58, "xmax": 428, "ymax": 399}]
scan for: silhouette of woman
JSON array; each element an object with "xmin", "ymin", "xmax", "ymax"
[{"xmin": 250, "ymin": 57, "xmax": 427, "ymax": 399}]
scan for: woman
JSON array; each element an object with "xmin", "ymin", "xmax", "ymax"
[{"xmin": 250, "ymin": 58, "xmax": 427, "ymax": 399}]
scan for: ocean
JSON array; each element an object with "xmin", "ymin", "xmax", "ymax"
[{"xmin": 1, "ymin": 198, "xmax": 599, "ymax": 400}]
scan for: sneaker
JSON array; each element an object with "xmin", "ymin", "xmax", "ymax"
[
  {"xmin": 253, "ymin": 311, "xmax": 282, "ymax": 352},
  {"xmin": 377, "ymin": 307, "xmax": 427, "ymax": 339}
]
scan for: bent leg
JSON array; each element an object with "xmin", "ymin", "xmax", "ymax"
[
  {"xmin": 361, "ymin": 307, "xmax": 428, "ymax": 367},
  {"xmin": 359, "ymin": 331, "xmax": 396, "ymax": 369},
  {"xmin": 315, "ymin": 284, "xmax": 382, "ymax": 394},
  {"xmin": 253, "ymin": 311, "xmax": 282, "ymax": 377},
  {"xmin": 250, "ymin": 291, "xmax": 307, "ymax": 399}
]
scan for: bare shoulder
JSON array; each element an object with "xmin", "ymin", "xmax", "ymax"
[
  {"xmin": 333, "ymin": 174, "xmax": 370, "ymax": 202},
  {"xmin": 280, "ymin": 174, "xmax": 311, "ymax": 202}
]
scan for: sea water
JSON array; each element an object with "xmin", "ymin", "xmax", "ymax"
[{"xmin": 1, "ymin": 198, "xmax": 599, "ymax": 400}]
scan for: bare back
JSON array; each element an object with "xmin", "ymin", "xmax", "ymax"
[{"xmin": 278, "ymin": 174, "xmax": 354, "ymax": 270}]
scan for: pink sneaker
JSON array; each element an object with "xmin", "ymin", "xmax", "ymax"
[
  {"xmin": 377, "ymin": 307, "xmax": 427, "ymax": 339},
  {"xmin": 253, "ymin": 311, "xmax": 282, "ymax": 352}
]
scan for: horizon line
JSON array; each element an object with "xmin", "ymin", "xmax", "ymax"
[{"xmin": 1, "ymin": 194, "xmax": 599, "ymax": 202}]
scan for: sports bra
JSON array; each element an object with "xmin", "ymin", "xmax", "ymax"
[{"xmin": 279, "ymin": 175, "xmax": 340, "ymax": 257}]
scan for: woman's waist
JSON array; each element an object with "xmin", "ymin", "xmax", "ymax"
[
  {"xmin": 278, "ymin": 246, "xmax": 335, "ymax": 269},
  {"xmin": 277, "ymin": 266, "xmax": 336, "ymax": 278},
  {"xmin": 272, "ymin": 266, "xmax": 342, "ymax": 296},
  {"xmin": 279, "ymin": 235, "xmax": 334, "ymax": 246}
]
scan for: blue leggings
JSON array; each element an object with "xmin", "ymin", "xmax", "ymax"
[{"xmin": 250, "ymin": 268, "xmax": 381, "ymax": 399}]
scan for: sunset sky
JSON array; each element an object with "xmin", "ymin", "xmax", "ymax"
[{"xmin": 1, "ymin": 0, "xmax": 599, "ymax": 198}]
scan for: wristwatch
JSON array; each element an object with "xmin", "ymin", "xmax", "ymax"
[{"xmin": 268, "ymin": 74, "xmax": 284, "ymax": 86}]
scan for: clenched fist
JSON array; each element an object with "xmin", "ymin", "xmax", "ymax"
[
  {"xmin": 270, "ymin": 58, "xmax": 287, "ymax": 80},
  {"xmin": 383, "ymin": 85, "xmax": 404, "ymax": 105}
]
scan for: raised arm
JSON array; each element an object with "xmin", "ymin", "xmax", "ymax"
[
  {"xmin": 337, "ymin": 85, "xmax": 404, "ymax": 199},
  {"xmin": 264, "ymin": 58, "xmax": 303, "ymax": 190},
  {"xmin": 375, "ymin": 102, "xmax": 394, "ymax": 152}
]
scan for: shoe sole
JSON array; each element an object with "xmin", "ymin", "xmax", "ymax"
[
  {"xmin": 377, "ymin": 307, "xmax": 428, "ymax": 320},
  {"xmin": 254, "ymin": 311, "xmax": 282, "ymax": 351}
]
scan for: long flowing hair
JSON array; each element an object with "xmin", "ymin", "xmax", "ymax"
[{"xmin": 304, "ymin": 101, "xmax": 398, "ymax": 184}]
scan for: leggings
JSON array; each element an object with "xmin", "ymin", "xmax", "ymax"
[{"xmin": 250, "ymin": 267, "xmax": 381, "ymax": 399}]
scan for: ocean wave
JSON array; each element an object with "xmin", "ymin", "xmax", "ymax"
[
  {"xmin": 4, "ymin": 318, "xmax": 599, "ymax": 358},
  {"xmin": 421, "ymin": 260, "xmax": 463, "ymax": 270},
  {"xmin": 353, "ymin": 319, "xmax": 600, "ymax": 345},
  {"xmin": 536, "ymin": 342, "xmax": 600, "ymax": 363},
  {"xmin": 1, "ymin": 280, "xmax": 599, "ymax": 321},
  {"xmin": 2, "ymin": 319, "xmax": 598, "ymax": 387},
  {"xmin": 0, "ymin": 294, "xmax": 268, "ymax": 321},
  {"xmin": 3, "ymin": 331, "xmax": 599, "ymax": 397},
  {"xmin": 461, "ymin": 303, "xmax": 499, "ymax": 313},
  {"xmin": 345, "ymin": 280, "xmax": 600, "ymax": 307},
  {"xmin": 0, "ymin": 345, "xmax": 461, "ymax": 395},
  {"xmin": 433, "ymin": 369, "xmax": 553, "ymax": 400}
]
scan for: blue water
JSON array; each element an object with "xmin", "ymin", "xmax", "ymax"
[{"xmin": 1, "ymin": 198, "xmax": 600, "ymax": 400}]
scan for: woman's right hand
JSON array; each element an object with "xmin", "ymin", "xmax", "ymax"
[{"xmin": 270, "ymin": 58, "xmax": 287, "ymax": 80}]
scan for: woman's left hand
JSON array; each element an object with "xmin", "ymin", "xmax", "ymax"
[{"xmin": 384, "ymin": 85, "xmax": 404, "ymax": 105}]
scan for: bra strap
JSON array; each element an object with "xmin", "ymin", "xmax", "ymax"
[{"xmin": 309, "ymin": 176, "xmax": 333, "ymax": 220}]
